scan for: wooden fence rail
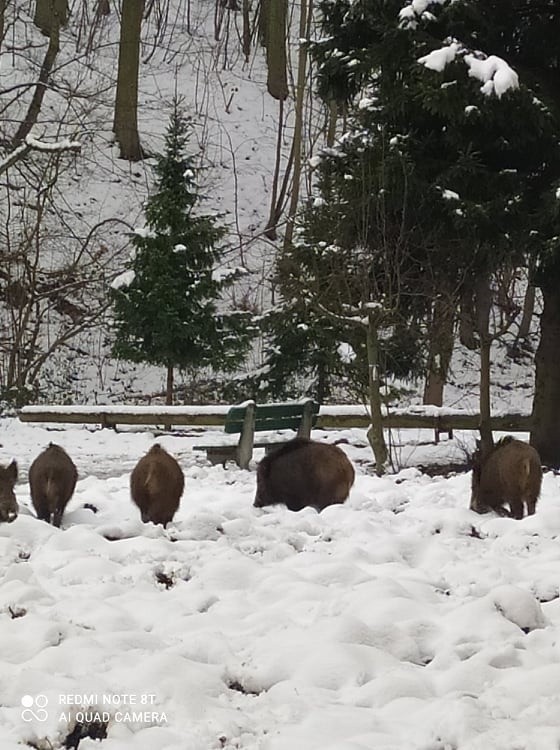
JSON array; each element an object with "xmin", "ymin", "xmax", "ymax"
[{"xmin": 17, "ymin": 405, "xmax": 533, "ymax": 433}]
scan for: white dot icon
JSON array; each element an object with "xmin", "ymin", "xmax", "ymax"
[{"xmin": 21, "ymin": 695, "xmax": 34, "ymax": 708}]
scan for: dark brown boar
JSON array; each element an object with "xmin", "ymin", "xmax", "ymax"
[
  {"xmin": 0, "ymin": 460, "xmax": 18, "ymax": 523},
  {"xmin": 254, "ymin": 437, "xmax": 355, "ymax": 512},
  {"xmin": 29, "ymin": 443, "xmax": 78, "ymax": 527},
  {"xmin": 130, "ymin": 444, "xmax": 184, "ymax": 526},
  {"xmin": 470, "ymin": 436, "xmax": 542, "ymax": 520}
]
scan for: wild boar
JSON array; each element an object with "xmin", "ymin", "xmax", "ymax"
[
  {"xmin": 254, "ymin": 437, "xmax": 355, "ymax": 512},
  {"xmin": 470, "ymin": 436, "xmax": 542, "ymax": 520},
  {"xmin": 130, "ymin": 444, "xmax": 184, "ymax": 526},
  {"xmin": 0, "ymin": 460, "xmax": 18, "ymax": 523},
  {"xmin": 29, "ymin": 443, "xmax": 78, "ymax": 527}
]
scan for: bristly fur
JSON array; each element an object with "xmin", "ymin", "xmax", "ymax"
[
  {"xmin": 470, "ymin": 437, "xmax": 542, "ymax": 520},
  {"xmin": 0, "ymin": 460, "xmax": 18, "ymax": 523},
  {"xmin": 254, "ymin": 438, "xmax": 354, "ymax": 512},
  {"xmin": 130, "ymin": 444, "xmax": 184, "ymax": 526},
  {"xmin": 29, "ymin": 443, "xmax": 77, "ymax": 527}
]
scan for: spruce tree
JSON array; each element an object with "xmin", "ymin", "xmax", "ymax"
[
  {"xmin": 111, "ymin": 100, "xmax": 252, "ymax": 403},
  {"xmin": 260, "ymin": 0, "xmax": 560, "ymax": 468}
]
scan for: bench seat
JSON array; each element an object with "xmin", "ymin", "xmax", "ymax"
[{"xmin": 193, "ymin": 399, "xmax": 319, "ymax": 469}]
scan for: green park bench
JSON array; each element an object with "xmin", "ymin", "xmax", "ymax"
[{"xmin": 193, "ymin": 399, "xmax": 319, "ymax": 469}]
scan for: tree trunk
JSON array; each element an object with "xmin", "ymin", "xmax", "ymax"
[
  {"xmin": 531, "ymin": 284, "xmax": 560, "ymax": 467},
  {"xmin": 459, "ymin": 285, "xmax": 478, "ymax": 350},
  {"xmin": 517, "ymin": 282, "xmax": 536, "ymax": 343},
  {"xmin": 162, "ymin": 363, "xmax": 173, "ymax": 429},
  {"xmin": 326, "ymin": 99, "xmax": 337, "ymax": 147},
  {"xmin": 242, "ymin": 0, "xmax": 251, "ymax": 61},
  {"xmin": 283, "ymin": 0, "xmax": 312, "ymax": 250},
  {"xmin": 13, "ymin": 15, "xmax": 60, "ymax": 145},
  {"xmin": 365, "ymin": 311, "xmax": 388, "ymax": 475},
  {"xmin": 113, "ymin": 0, "xmax": 145, "ymax": 162},
  {"xmin": 34, "ymin": 0, "xmax": 67, "ymax": 36},
  {"xmin": 264, "ymin": 99, "xmax": 284, "ymax": 240},
  {"xmin": 423, "ymin": 294, "xmax": 455, "ymax": 406},
  {"xmin": 97, "ymin": 0, "xmax": 110, "ymax": 17},
  {"xmin": 316, "ymin": 359, "xmax": 327, "ymax": 404},
  {"xmin": 265, "ymin": 0, "xmax": 288, "ymax": 101},
  {"xmin": 165, "ymin": 363, "xmax": 173, "ymax": 405},
  {"xmin": 475, "ymin": 276, "xmax": 494, "ymax": 453},
  {"xmin": 264, "ymin": 134, "xmax": 295, "ymax": 239},
  {"xmin": 0, "ymin": 0, "xmax": 7, "ymax": 49}
]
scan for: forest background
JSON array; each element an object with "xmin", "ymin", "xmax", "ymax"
[{"xmin": 1, "ymin": 0, "xmax": 560, "ymax": 466}]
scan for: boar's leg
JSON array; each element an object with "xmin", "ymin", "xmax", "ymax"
[
  {"xmin": 487, "ymin": 503, "xmax": 510, "ymax": 518},
  {"xmin": 525, "ymin": 497, "xmax": 537, "ymax": 516},
  {"xmin": 34, "ymin": 497, "xmax": 51, "ymax": 523},
  {"xmin": 52, "ymin": 507, "xmax": 64, "ymax": 528},
  {"xmin": 509, "ymin": 498, "xmax": 524, "ymax": 520},
  {"xmin": 471, "ymin": 500, "xmax": 502, "ymax": 515}
]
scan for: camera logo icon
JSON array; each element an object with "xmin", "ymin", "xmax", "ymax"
[{"xmin": 21, "ymin": 694, "xmax": 48, "ymax": 722}]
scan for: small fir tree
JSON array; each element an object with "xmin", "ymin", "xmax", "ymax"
[{"xmin": 111, "ymin": 101, "xmax": 252, "ymax": 403}]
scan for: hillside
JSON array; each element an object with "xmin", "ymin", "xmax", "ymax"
[
  {"xmin": 1, "ymin": 1, "xmax": 290, "ymax": 404},
  {"xmin": 0, "ymin": 2, "xmax": 541, "ymax": 414}
]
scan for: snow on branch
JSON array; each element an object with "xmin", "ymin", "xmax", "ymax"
[
  {"xmin": 401, "ymin": 2, "xmax": 520, "ymax": 99},
  {"xmin": 418, "ymin": 42, "xmax": 519, "ymax": 98},
  {"xmin": 399, "ymin": 0, "xmax": 450, "ymax": 28},
  {"xmin": 418, "ymin": 41, "xmax": 461, "ymax": 72},
  {"xmin": 0, "ymin": 134, "xmax": 81, "ymax": 176},
  {"xmin": 464, "ymin": 54, "xmax": 519, "ymax": 98}
]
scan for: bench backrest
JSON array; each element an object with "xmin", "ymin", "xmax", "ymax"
[{"xmin": 224, "ymin": 400, "xmax": 319, "ymax": 435}]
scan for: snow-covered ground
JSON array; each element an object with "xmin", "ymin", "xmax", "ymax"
[{"xmin": 1, "ymin": 418, "xmax": 559, "ymax": 749}]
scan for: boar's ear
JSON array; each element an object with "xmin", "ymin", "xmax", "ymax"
[{"xmin": 7, "ymin": 460, "xmax": 17, "ymax": 483}]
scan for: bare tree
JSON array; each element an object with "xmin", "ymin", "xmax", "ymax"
[
  {"xmin": 423, "ymin": 290, "xmax": 455, "ymax": 406},
  {"xmin": 473, "ymin": 269, "xmax": 522, "ymax": 454},
  {"xmin": 13, "ymin": 5, "xmax": 63, "ymax": 145},
  {"xmin": 113, "ymin": 0, "xmax": 145, "ymax": 161},
  {"xmin": 282, "ymin": 0, "xmax": 313, "ymax": 250},
  {"xmin": 0, "ymin": 152, "xmax": 131, "ymax": 403},
  {"xmin": 34, "ymin": 0, "xmax": 68, "ymax": 37}
]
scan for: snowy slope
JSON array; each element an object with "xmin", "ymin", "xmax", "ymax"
[{"xmin": 0, "ymin": 419, "xmax": 559, "ymax": 749}]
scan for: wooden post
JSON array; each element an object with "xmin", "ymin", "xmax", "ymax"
[
  {"xmin": 297, "ymin": 399, "xmax": 315, "ymax": 438},
  {"xmin": 236, "ymin": 401, "xmax": 256, "ymax": 469}
]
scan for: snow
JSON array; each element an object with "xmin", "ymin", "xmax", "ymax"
[
  {"xmin": 465, "ymin": 54, "xmax": 519, "ymax": 98},
  {"xmin": 442, "ymin": 188, "xmax": 460, "ymax": 201},
  {"xmin": 0, "ymin": 4, "xmax": 554, "ymax": 746},
  {"xmin": 0, "ymin": 417, "xmax": 559, "ymax": 748},
  {"xmin": 337, "ymin": 343, "xmax": 357, "ymax": 364},
  {"xmin": 418, "ymin": 45, "xmax": 519, "ymax": 99},
  {"xmin": 358, "ymin": 97, "xmax": 376, "ymax": 110},
  {"xmin": 111, "ymin": 270, "xmax": 135, "ymax": 290},
  {"xmin": 418, "ymin": 42, "xmax": 461, "ymax": 72}
]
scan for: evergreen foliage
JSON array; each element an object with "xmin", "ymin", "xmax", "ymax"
[
  {"xmin": 258, "ymin": 0, "xmax": 560, "ymax": 402},
  {"xmin": 111, "ymin": 100, "xmax": 253, "ymax": 391}
]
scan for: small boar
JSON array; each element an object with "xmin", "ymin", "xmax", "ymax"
[
  {"xmin": 130, "ymin": 444, "xmax": 184, "ymax": 526},
  {"xmin": 254, "ymin": 437, "xmax": 355, "ymax": 512},
  {"xmin": 29, "ymin": 443, "xmax": 78, "ymax": 527},
  {"xmin": 470, "ymin": 436, "xmax": 542, "ymax": 520},
  {"xmin": 0, "ymin": 460, "xmax": 18, "ymax": 523}
]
